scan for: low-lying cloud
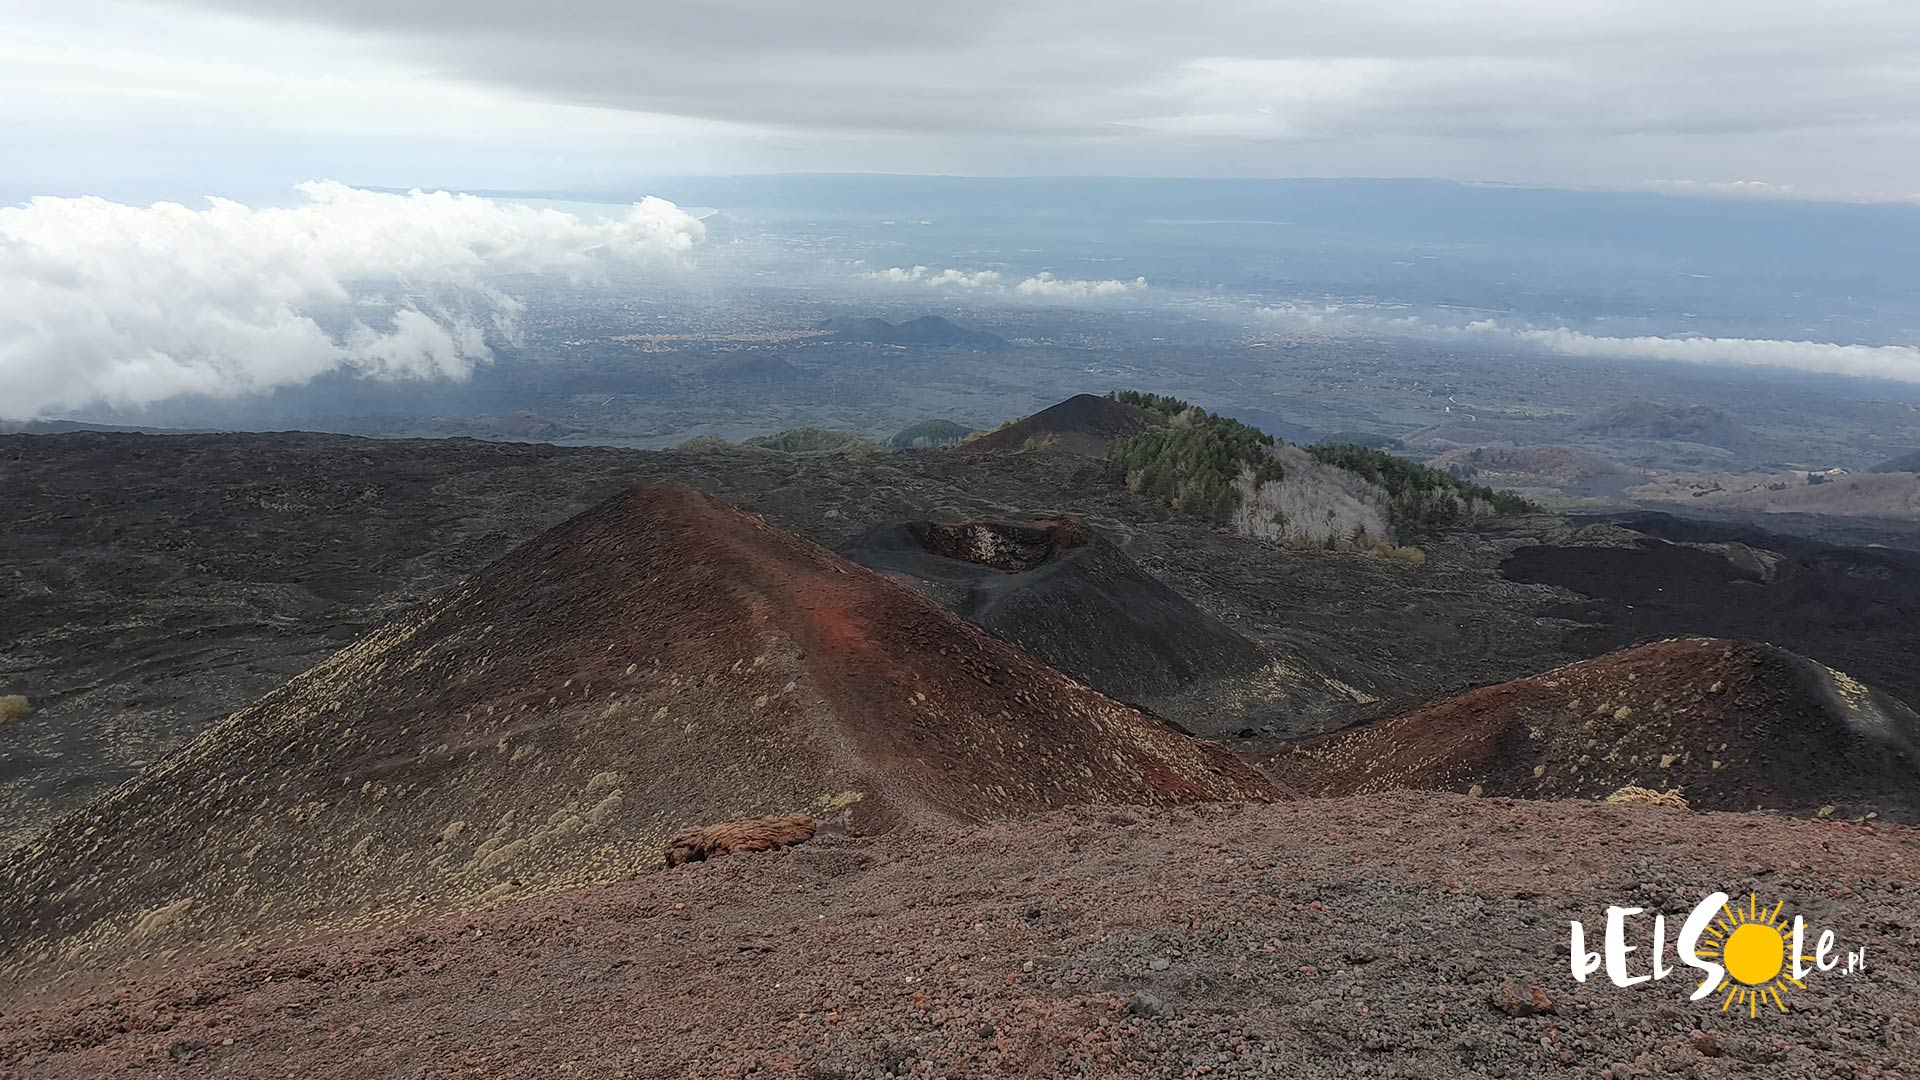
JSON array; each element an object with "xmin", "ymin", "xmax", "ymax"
[
  {"xmin": 1253, "ymin": 303, "xmax": 1920, "ymax": 384},
  {"xmin": 1500, "ymin": 324, "xmax": 1920, "ymax": 383},
  {"xmin": 864, "ymin": 265, "xmax": 1147, "ymax": 299},
  {"xmin": 863, "ymin": 266, "xmax": 1005, "ymax": 289},
  {"xmin": 0, "ymin": 182, "xmax": 705, "ymax": 418}
]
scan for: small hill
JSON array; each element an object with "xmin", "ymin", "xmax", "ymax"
[
  {"xmin": 839, "ymin": 516, "xmax": 1264, "ymax": 713},
  {"xmin": 490, "ymin": 411, "xmax": 573, "ymax": 439},
  {"xmin": 1263, "ymin": 638, "xmax": 1920, "ymax": 821},
  {"xmin": 1091, "ymin": 392, "xmax": 1532, "ymax": 549},
  {"xmin": 887, "ymin": 419, "xmax": 978, "ymax": 449},
  {"xmin": 816, "ymin": 315, "xmax": 1006, "ymax": 350},
  {"xmin": 741, "ymin": 427, "xmax": 880, "ymax": 455},
  {"xmin": 1870, "ymin": 449, "xmax": 1920, "ymax": 474},
  {"xmin": 1401, "ymin": 418, "xmax": 1516, "ymax": 450},
  {"xmin": 1574, "ymin": 399, "xmax": 1746, "ymax": 447},
  {"xmin": 0, "ymin": 486, "xmax": 1268, "ymax": 983},
  {"xmin": 957, "ymin": 393, "xmax": 1162, "ymax": 456},
  {"xmin": 701, "ymin": 353, "xmax": 809, "ymax": 384},
  {"xmin": 1426, "ymin": 444, "xmax": 1633, "ymax": 496}
]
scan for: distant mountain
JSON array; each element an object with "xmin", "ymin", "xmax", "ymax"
[
  {"xmin": 1574, "ymin": 399, "xmax": 1746, "ymax": 447},
  {"xmin": 957, "ymin": 393, "xmax": 1161, "ymax": 456},
  {"xmin": 816, "ymin": 315, "xmax": 1007, "ymax": 350}
]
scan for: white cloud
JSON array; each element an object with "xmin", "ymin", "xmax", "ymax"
[
  {"xmin": 0, "ymin": 182, "xmax": 705, "ymax": 417},
  {"xmin": 1013, "ymin": 271, "xmax": 1149, "ymax": 299},
  {"xmin": 1637, "ymin": 179, "xmax": 1796, "ymax": 199},
  {"xmin": 1252, "ymin": 303, "xmax": 1920, "ymax": 384},
  {"xmin": 1502, "ymin": 325, "xmax": 1920, "ymax": 383},
  {"xmin": 864, "ymin": 265, "xmax": 1147, "ymax": 299},
  {"xmin": 862, "ymin": 265, "xmax": 1004, "ymax": 289}
]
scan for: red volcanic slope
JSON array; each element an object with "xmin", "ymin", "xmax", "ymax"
[
  {"xmin": 5, "ymin": 794, "xmax": 1917, "ymax": 1079},
  {"xmin": 0, "ymin": 485, "xmax": 1268, "ymax": 986},
  {"xmin": 1263, "ymin": 638, "xmax": 1920, "ymax": 820}
]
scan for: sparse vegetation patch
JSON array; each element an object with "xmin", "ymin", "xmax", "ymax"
[
  {"xmin": 742, "ymin": 427, "xmax": 881, "ymax": 455},
  {"xmin": 1105, "ymin": 391, "xmax": 1534, "ymax": 551}
]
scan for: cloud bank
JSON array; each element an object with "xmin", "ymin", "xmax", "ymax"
[
  {"xmin": 864, "ymin": 265, "xmax": 1147, "ymax": 299},
  {"xmin": 1498, "ymin": 324, "xmax": 1920, "ymax": 384},
  {"xmin": 0, "ymin": 182, "xmax": 705, "ymax": 417},
  {"xmin": 67, "ymin": 1, "xmax": 1919, "ymax": 196},
  {"xmin": 1253, "ymin": 304, "xmax": 1920, "ymax": 384}
]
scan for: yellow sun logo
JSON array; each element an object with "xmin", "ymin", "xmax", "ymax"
[{"xmin": 1695, "ymin": 893, "xmax": 1810, "ymax": 1016}]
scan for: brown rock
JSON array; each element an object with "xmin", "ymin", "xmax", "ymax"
[
  {"xmin": 665, "ymin": 812, "xmax": 818, "ymax": 867},
  {"xmin": 1490, "ymin": 980, "xmax": 1552, "ymax": 1017}
]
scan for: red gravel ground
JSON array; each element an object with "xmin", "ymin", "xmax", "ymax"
[{"xmin": 4, "ymin": 792, "xmax": 1916, "ymax": 1079}]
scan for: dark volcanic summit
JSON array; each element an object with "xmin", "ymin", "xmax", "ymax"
[
  {"xmin": 840, "ymin": 516, "xmax": 1264, "ymax": 712},
  {"xmin": 1264, "ymin": 638, "xmax": 1920, "ymax": 821},
  {"xmin": 957, "ymin": 393, "xmax": 1161, "ymax": 456},
  {"xmin": 0, "ymin": 485, "xmax": 1267, "ymax": 984}
]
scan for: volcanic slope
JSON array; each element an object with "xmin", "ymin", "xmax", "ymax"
[
  {"xmin": 840, "ymin": 516, "xmax": 1264, "ymax": 716},
  {"xmin": 9, "ymin": 795, "xmax": 1920, "ymax": 1079},
  {"xmin": 958, "ymin": 393, "xmax": 1161, "ymax": 457},
  {"xmin": 1263, "ymin": 638, "xmax": 1920, "ymax": 822},
  {"xmin": 0, "ymin": 485, "xmax": 1268, "ymax": 985}
]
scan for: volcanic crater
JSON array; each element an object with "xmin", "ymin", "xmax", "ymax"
[{"xmin": 842, "ymin": 515, "xmax": 1265, "ymax": 717}]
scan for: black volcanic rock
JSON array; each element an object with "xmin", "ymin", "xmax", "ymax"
[
  {"xmin": 840, "ymin": 515, "xmax": 1265, "ymax": 710},
  {"xmin": 815, "ymin": 315, "xmax": 1006, "ymax": 350},
  {"xmin": 1501, "ymin": 511, "xmax": 1920, "ymax": 714},
  {"xmin": 957, "ymin": 393, "xmax": 1162, "ymax": 457}
]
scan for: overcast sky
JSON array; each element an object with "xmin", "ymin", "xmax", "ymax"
[{"xmin": 6, "ymin": 0, "xmax": 1920, "ymax": 200}]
